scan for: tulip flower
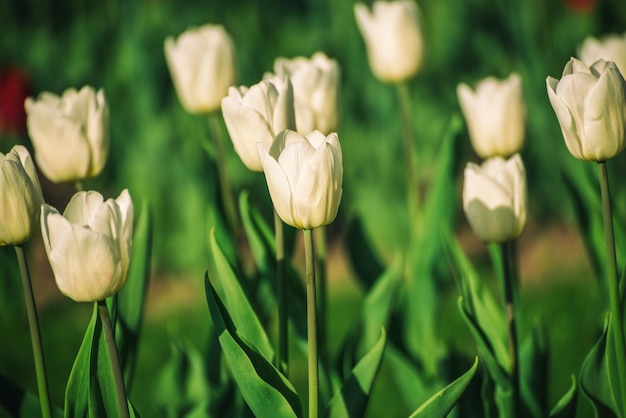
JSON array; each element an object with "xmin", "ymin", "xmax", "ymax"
[
  {"xmin": 579, "ymin": 33, "xmax": 626, "ymax": 77},
  {"xmin": 257, "ymin": 130, "xmax": 342, "ymax": 229},
  {"xmin": 463, "ymin": 154, "xmax": 527, "ymax": 243},
  {"xmin": 165, "ymin": 24, "xmax": 237, "ymax": 114},
  {"xmin": 547, "ymin": 58, "xmax": 626, "ymax": 161},
  {"xmin": 222, "ymin": 76, "xmax": 296, "ymax": 171},
  {"xmin": 24, "ymin": 86, "xmax": 109, "ymax": 183},
  {"xmin": 41, "ymin": 189, "xmax": 133, "ymax": 302},
  {"xmin": 354, "ymin": 0, "xmax": 424, "ymax": 83},
  {"xmin": 457, "ymin": 74, "xmax": 527, "ymax": 159},
  {"xmin": 0, "ymin": 145, "xmax": 44, "ymax": 245},
  {"xmin": 273, "ymin": 52, "xmax": 340, "ymax": 135}
]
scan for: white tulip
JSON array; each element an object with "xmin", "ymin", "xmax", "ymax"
[
  {"xmin": 457, "ymin": 74, "xmax": 526, "ymax": 159},
  {"xmin": 258, "ymin": 130, "xmax": 343, "ymax": 229},
  {"xmin": 547, "ymin": 58, "xmax": 626, "ymax": 161},
  {"xmin": 354, "ymin": 0, "xmax": 424, "ymax": 83},
  {"xmin": 273, "ymin": 52, "xmax": 340, "ymax": 135},
  {"xmin": 41, "ymin": 189, "xmax": 133, "ymax": 302},
  {"xmin": 463, "ymin": 154, "xmax": 527, "ymax": 243},
  {"xmin": 164, "ymin": 24, "xmax": 237, "ymax": 114},
  {"xmin": 25, "ymin": 86, "xmax": 109, "ymax": 183},
  {"xmin": 579, "ymin": 33, "xmax": 626, "ymax": 77},
  {"xmin": 0, "ymin": 145, "xmax": 44, "ymax": 245},
  {"xmin": 221, "ymin": 75, "xmax": 296, "ymax": 171}
]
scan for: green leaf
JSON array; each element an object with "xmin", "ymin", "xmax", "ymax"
[
  {"xmin": 325, "ymin": 328, "xmax": 387, "ymax": 418},
  {"xmin": 548, "ymin": 375, "xmax": 578, "ymax": 418},
  {"xmin": 580, "ymin": 316, "xmax": 618, "ymax": 418},
  {"xmin": 110, "ymin": 200, "xmax": 153, "ymax": 389},
  {"xmin": 520, "ymin": 322, "xmax": 548, "ymax": 417},
  {"xmin": 0, "ymin": 374, "xmax": 63, "ymax": 418},
  {"xmin": 207, "ymin": 228, "xmax": 275, "ymax": 363},
  {"xmin": 239, "ymin": 190, "xmax": 274, "ymax": 274},
  {"xmin": 336, "ymin": 259, "xmax": 401, "ymax": 378},
  {"xmin": 64, "ymin": 304, "xmax": 123, "ymax": 418},
  {"xmin": 407, "ymin": 356, "xmax": 479, "ymax": 418},
  {"xmin": 205, "ymin": 274, "xmax": 302, "ymax": 418}
]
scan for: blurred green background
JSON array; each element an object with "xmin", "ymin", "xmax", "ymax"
[{"xmin": 1, "ymin": 0, "xmax": 625, "ymax": 416}]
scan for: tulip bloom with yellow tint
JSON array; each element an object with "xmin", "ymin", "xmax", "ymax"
[
  {"xmin": 41, "ymin": 189, "xmax": 133, "ymax": 302},
  {"xmin": 258, "ymin": 130, "xmax": 343, "ymax": 229},
  {"xmin": 165, "ymin": 24, "xmax": 237, "ymax": 114},
  {"xmin": 0, "ymin": 145, "xmax": 44, "ymax": 245},
  {"xmin": 25, "ymin": 86, "xmax": 109, "ymax": 183},
  {"xmin": 354, "ymin": 0, "xmax": 423, "ymax": 83},
  {"xmin": 463, "ymin": 154, "xmax": 527, "ymax": 244},
  {"xmin": 221, "ymin": 76, "xmax": 296, "ymax": 171},
  {"xmin": 457, "ymin": 74, "xmax": 526, "ymax": 159},
  {"xmin": 547, "ymin": 58, "xmax": 626, "ymax": 161},
  {"xmin": 273, "ymin": 52, "xmax": 340, "ymax": 135}
]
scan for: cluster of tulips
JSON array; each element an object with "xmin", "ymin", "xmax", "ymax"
[{"xmin": 2, "ymin": 0, "xmax": 626, "ymax": 417}]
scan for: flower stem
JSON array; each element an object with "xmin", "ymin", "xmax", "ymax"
[
  {"xmin": 15, "ymin": 245, "xmax": 52, "ymax": 418},
  {"xmin": 500, "ymin": 241, "xmax": 520, "ymax": 417},
  {"xmin": 314, "ymin": 226, "xmax": 328, "ymax": 368},
  {"xmin": 208, "ymin": 112, "xmax": 240, "ymax": 240},
  {"xmin": 598, "ymin": 161, "xmax": 626, "ymax": 405},
  {"xmin": 97, "ymin": 300, "xmax": 130, "ymax": 418},
  {"xmin": 303, "ymin": 228, "xmax": 319, "ymax": 418},
  {"xmin": 395, "ymin": 82, "xmax": 420, "ymax": 232},
  {"xmin": 275, "ymin": 210, "xmax": 288, "ymax": 376}
]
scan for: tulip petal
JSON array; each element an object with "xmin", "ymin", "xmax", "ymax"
[
  {"xmin": 258, "ymin": 143, "xmax": 295, "ymax": 227},
  {"xmin": 0, "ymin": 159, "xmax": 38, "ymax": 245},
  {"xmin": 547, "ymin": 77, "xmax": 585, "ymax": 159}
]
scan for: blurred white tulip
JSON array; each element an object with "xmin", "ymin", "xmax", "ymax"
[
  {"xmin": 221, "ymin": 75, "xmax": 295, "ymax": 171},
  {"xmin": 457, "ymin": 73, "xmax": 526, "ymax": 159},
  {"xmin": 258, "ymin": 130, "xmax": 343, "ymax": 229},
  {"xmin": 273, "ymin": 52, "xmax": 340, "ymax": 135},
  {"xmin": 579, "ymin": 33, "xmax": 626, "ymax": 77},
  {"xmin": 25, "ymin": 86, "xmax": 109, "ymax": 183},
  {"xmin": 463, "ymin": 154, "xmax": 527, "ymax": 243},
  {"xmin": 547, "ymin": 58, "xmax": 626, "ymax": 161},
  {"xmin": 0, "ymin": 145, "xmax": 44, "ymax": 245},
  {"xmin": 165, "ymin": 24, "xmax": 237, "ymax": 114},
  {"xmin": 41, "ymin": 189, "xmax": 133, "ymax": 302},
  {"xmin": 354, "ymin": 0, "xmax": 424, "ymax": 83}
]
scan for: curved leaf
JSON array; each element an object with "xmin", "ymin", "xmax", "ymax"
[
  {"xmin": 205, "ymin": 274, "xmax": 302, "ymax": 418},
  {"xmin": 549, "ymin": 375, "xmax": 578, "ymax": 418},
  {"xmin": 408, "ymin": 357, "xmax": 479, "ymax": 418},
  {"xmin": 325, "ymin": 328, "xmax": 387, "ymax": 418}
]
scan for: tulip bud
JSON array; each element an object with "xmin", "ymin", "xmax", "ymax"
[
  {"xmin": 164, "ymin": 24, "xmax": 237, "ymax": 114},
  {"xmin": 0, "ymin": 145, "xmax": 44, "ymax": 245},
  {"xmin": 579, "ymin": 33, "xmax": 626, "ymax": 77},
  {"xmin": 257, "ymin": 130, "xmax": 343, "ymax": 229},
  {"xmin": 221, "ymin": 76, "xmax": 296, "ymax": 171},
  {"xmin": 547, "ymin": 58, "xmax": 626, "ymax": 161},
  {"xmin": 24, "ymin": 86, "xmax": 109, "ymax": 183},
  {"xmin": 41, "ymin": 189, "xmax": 133, "ymax": 302},
  {"xmin": 273, "ymin": 52, "xmax": 340, "ymax": 135},
  {"xmin": 457, "ymin": 74, "xmax": 526, "ymax": 159},
  {"xmin": 463, "ymin": 154, "xmax": 527, "ymax": 243},
  {"xmin": 354, "ymin": 1, "xmax": 424, "ymax": 83}
]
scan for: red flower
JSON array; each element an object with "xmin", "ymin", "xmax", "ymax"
[
  {"xmin": 0, "ymin": 66, "xmax": 30, "ymax": 136},
  {"xmin": 564, "ymin": 0, "xmax": 597, "ymax": 13}
]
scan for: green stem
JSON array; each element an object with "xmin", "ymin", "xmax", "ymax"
[
  {"xmin": 15, "ymin": 245, "xmax": 52, "ymax": 418},
  {"xmin": 97, "ymin": 300, "xmax": 130, "ymax": 418},
  {"xmin": 395, "ymin": 82, "xmax": 420, "ymax": 233},
  {"xmin": 208, "ymin": 112, "xmax": 240, "ymax": 240},
  {"xmin": 500, "ymin": 242, "xmax": 520, "ymax": 417},
  {"xmin": 314, "ymin": 226, "xmax": 328, "ymax": 368},
  {"xmin": 275, "ymin": 210, "xmax": 288, "ymax": 376},
  {"xmin": 598, "ymin": 161, "xmax": 626, "ymax": 406},
  {"xmin": 304, "ymin": 229, "xmax": 319, "ymax": 418}
]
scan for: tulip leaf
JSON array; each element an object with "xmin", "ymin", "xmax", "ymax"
[
  {"xmin": 407, "ymin": 356, "xmax": 478, "ymax": 418},
  {"xmin": 548, "ymin": 375, "xmax": 578, "ymax": 418},
  {"xmin": 204, "ymin": 273, "xmax": 302, "ymax": 418},
  {"xmin": 336, "ymin": 259, "xmax": 401, "ymax": 378},
  {"xmin": 324, "ymin": 328, "xmax": 387, "ymax": 418},
  {"xmin": 0, "ymin": 374, "xmax": 63, "ymax": 418},
  {"xmin": 344, "ymin": 215, "xmax": 384, "ymax": 290},
  {"xmin": 207, "ymin": 228, "xmax": 275, "ymax": 363},
  {"xmin": 239, "ymin": 190, "xmax": 274, "ymax": 273},
  {"xmin": 520, "ymin": 322, "xmax": 549, "ymax": 417},
  {"xmin": 108, "ymin": 200, "xmax": 153, "ymax": 389},
  {"xmin": 64, "ymin": 303, "xmax": 140, "ymax": 418}
]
